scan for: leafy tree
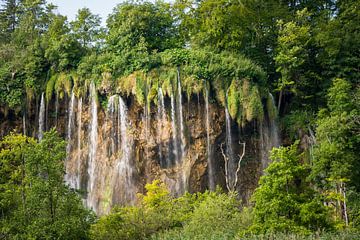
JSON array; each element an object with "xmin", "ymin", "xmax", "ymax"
[
  {"xmin": 107, "ymin": 1, "xmax": 181, "ymax": 53},
  {"xmin": 90, "ymin": 180, "xmax": 181, "ymax": 240},
  {"xmin": 173, "ymin": 0, "xmax": 291, "ymax": 79},
  {"xmin": 105, "ymin": 1, "xmax": 181, "ymax": 76},
  {"xmin": 315, "ymin": 0, "xmax": 360, "ymax": 84},
  {"xmin": 178, "ymin": 192, "xmax": 247, "ymax": 239},
  {"xmin": 44, "ymin": 14, "xmax": 84, "ymax": 71},
  {"xmin": 0, "ymin": 129, "xmax": 94, "ymax": 239},
  {"xmin": 274, "ymin": 8, "xmax": 311, "ymax": 111},
  {"xmin": 251, "ymin": 142, "xmax": 332, "ymax": 233},
  {"xmin": 0, "ymin": 134, "xmax": 35, "ymax": 224},
  {"xmin": 0, "ymin": 0, "xmax": 21, "ymax": 42},
  {"xmin": 71, "ymin": 8, "xmax": 104, "ymax": 48},
  {"xmin": 311, "ymin": 78, "xmax": 360, "ymax": 227}
]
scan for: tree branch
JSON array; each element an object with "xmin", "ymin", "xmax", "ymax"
[
  {"xmin": 220, "ymin": 142, "xmax": 231, "ymax": 192},
  {"xmin": 232, "ymin": 142, "xmax": 246, "ymax": 191}
]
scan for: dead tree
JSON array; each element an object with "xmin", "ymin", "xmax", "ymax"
[{"xmin": 220, "ymin": 141, "xmax": 246, "ymax": 192}]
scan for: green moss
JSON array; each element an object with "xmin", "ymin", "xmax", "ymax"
[
  {"xmin": 25, "ymin": 87, "xmax": 35, "ymax": 104},
  {"xmin": 117, "ymin": 72, "xmax": 137, "ymax": 98},
  {"xmin": 43, "ymin": 50, "xmax": 267, "ymax": 127},
  {"xmin": 227, "ymin": 79, "xmax": 240, "ymax": 119},
  {"xmin": 183, "ymin": 75, "xmax": 204, "ymax": 100},
  {"xmin": 213, "ymin": 77, "xmax": 226, "ymax": 107},
  {"xmin": 54, "ymin": 72, "xmax": 72, "ymax": 99},
  {"xmin": 135, "ymin": 74, "xmax": 146, "ymax": 106},
  {"xmin": 46, "ymin": 74, "xmax": 57, "ymax": 103},
  {"xmin": 223, "ymin": 79, "xmax": 265, "ymax": 126},
  {"xmin": 160, "ymin": 68, "xmax": 177, "ymax": 97},
  {"xmin": 247, "ymin": 85, "xmax": 264, "ymax": 122},
  {"xmin": 147, "ymin": 82, "xmax": 159, "ymax": 106}
]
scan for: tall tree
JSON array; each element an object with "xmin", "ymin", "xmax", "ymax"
[
  {"xmin": 44, "ymin": 14, "xmax": 84, "ymax": 71},
  {"xmin": 71, "ymin": 8, "xmax": 103, "ymax": 48},
  {"xmin": 0, "ymin": 0, "xmax": 21, "ymax": 42},
  {"xmin": 311, "ymin": 78, "xmax": 360, "ymax": 226},
  {"xmin": 315, "ymin": 0, "xmax": 360, "ymax": 84},
  {"xmin": 107, "ymin": 1, "xmax": 181, "ymax": 53},
  {"xmin": 274, "ymin": 8, "xmax": 311, "ymax": 111}
]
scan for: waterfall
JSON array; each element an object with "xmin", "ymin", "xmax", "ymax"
[
  {"xmin": 177, "ymin": 69, "xmax": 186, "ymax": 161},
  {"xmin": 259, "ymin": 124, "xmax": 267, "ymax": 171},
  {"xmin": 143, "ymin": 102, "xmax": 151, "ymax": 163},
  {"xmin": 225, "ymin": 104, "xmax": 235, "ymax": 187},
  {"xmin": 55, "ymin": 93, "xmax": 59, "ymax": 127},
  {"xmin": 87, "ymin": 82, "xmax": 98, "ymax": 209},
  {"xmin": 22, "ymin": 114, "xmax": 26, "ymax": 136},
  {"xmin": 157, "ymin": 88, "xmax": 167, "ymax": 167},
  {"xmin": 116, "ymin": 96, "xmax": 136, "ymax": 203},
  {"xmin": 260, "ymin": 93, "xmax": 281, "ymax": 171},
  {"xmin": 107, "ymin": 95, "xmax": 118, "ymax": 156},
  {"xmin": 205, "ymin": 88, "xmax": 215, "ymax": 190},
  {"xmin": 66, "ymin": 90, "xmax": 76, "ymax": 156},
  {"xmin": 170, "ymin": 94, "xmax": 179, "ymax": 163},
  {"xmin": 38, "ymin": 92, "xmax": 45, "ymax": 140},
  {"xmin": 65, "ymin": 90, "xmax": 77, "ymax": 188},
  {"xmin": 225, "ymin": 107, "xmax": 234, "ymax": 162},
  {"xmin": 119, "ymin": 97, "xmax": 129, "ymax": 160},
  {"xmin": 268, "ymin": 93, "xmax": 280, "ymax": 148},
  {"xmin": 77, "ymin": 97, "xmax": 82, "ymax": 189}
]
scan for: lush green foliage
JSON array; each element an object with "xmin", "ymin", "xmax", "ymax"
[
  {"xmin": 0, "ymin": 130, "xmax": 94, "ymax": 239},
  {"xmin": 311, "ymin": 78, "xmax": 360, "ymax": 228},
  {"xmin": 91, "ymin": 181, "xmax": 252, "ymax": 240},
  {"xmin": 90, "ymin": 180, "xmax": 183, "ymax": 240},
  {"xmin": 251, "ymin": 142, "xmax": 332, "ymax": 234}
]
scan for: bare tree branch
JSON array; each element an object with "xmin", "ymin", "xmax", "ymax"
[
  {"xmin": 220, "ymin": 141, "xmax": 246, "ymax": 192},
  {"xmin": 232, "ymin": 142, "xmax": 246, "ymax": 191},
  {"xmin": 220, "ymin": 142, "xmax": 230, "ymax": 191}
]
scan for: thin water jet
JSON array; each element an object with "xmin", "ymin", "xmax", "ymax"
[
  {"xmin": 205, "ymin": 87, "xmax": 215, "ymax": 190},
  {"xmin": 38, "ymin": 92, "xmax": 45, "ymax": 140},
  {"xmin": 87, "ymin": 82, "xmax": 98, "ymax": 210}
]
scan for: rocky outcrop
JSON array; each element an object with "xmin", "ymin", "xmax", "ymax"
[{"xmin": 0, "ymin": 88, "xmax": 280, "ymax": 215}]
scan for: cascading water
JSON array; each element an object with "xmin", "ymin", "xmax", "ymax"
[
  {"xmin": 77, "ymin": 97, "xmax": 82, "ymax": 189},
  {"xmin": 143, "ymin": 104, "xmax": 148, "ymax": 158},
  {"xmin": 65, "ymin": 89, "xmax": 77, "ymax": 188},
  {"xmin": 171, "ymin": 94, "xmax": 179, "ymax": 162},
  {"xmin": 205, "ymin": 87, "xmax": 215, "ymax": 190},
  {"xmin": 269, "ymin": 93, "xmax": 280, "ymax": 147},
  {"xmin": 107, "ymin": 95, "xmax": 118, "ymax": 156},
  {"xmin": 157, "ymin": 88, "xmax": 168, "ymax": 167},
  {"xmin": 259, "ymin": 93, "xmax": 281, "ymax": 171},
  {"xmin": 38, "ymin": 92, "xmax": 45, "ymax": 140},
  {"xmin": 22, "ymin": 114, "xmax": 26, "ymax": 136},
  {"xmin": 143, "ymin": 83, "xmax": 151, "ymax": 163},
  {"xmin": 54, "ymin": 75, "xmax": 280, "ymax": 212},
  {"xmin": 87, "ymin": 82, "xmax": 98, "ymax": 210},
  {"xmin": 115, "ymin": 96, "xmax": 136, "ymax": 204},
  {"xmin": 177, "ymin": 69, "xmax": 186, "ymax": 161},
  {"xmin": 177, "ymin": 69, "xmax": 190, "ymax": 192},
  {"xmin": 55, "ymin": 93, "xmax": 59, "ymax": 127},
  {"xmin": 119, "ymin": 97, "xmax": 129, "ymax": 161},
  {"xmin": 170, "ymin": 93, "xmax": 185, "ymax": 195},
  {"xmin": 66, "ymin": 90, "xmax": 76, "ymax": 156},
  {"xmin": 225, "ymin": 103, "xmax": 235, "ymax": 188}
]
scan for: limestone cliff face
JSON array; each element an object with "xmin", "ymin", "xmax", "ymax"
[{"xmin": 0, "ymin": 90, "xmax": 279, "ymax": 215}]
